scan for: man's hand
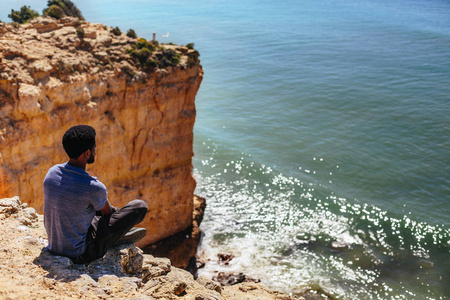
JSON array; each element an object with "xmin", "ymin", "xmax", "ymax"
[{"xmin": 99, "ymin": 200, "xmax": 118, "ymax": 216}]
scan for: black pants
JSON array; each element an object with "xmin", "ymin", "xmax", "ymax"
[{"xmin": 71, "ymin": 199, "xmax": 148, "ymax": 264}]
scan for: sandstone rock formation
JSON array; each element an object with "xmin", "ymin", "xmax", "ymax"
[
  {"xmin": 0, "ymin": 17, "xmax": 203, "ymax": 246},
  {"xmin": 0, "ymin": 196, "xmax": 299, "ymax": 300},
  {"xmin": 143, "ymin": 195, "xmax": 206, "ymax": 270}
]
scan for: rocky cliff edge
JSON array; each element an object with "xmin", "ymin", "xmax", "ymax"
[
  {"xmin": 0, "ymin": 196, "xmax": 298, "ymax": 300},
  {"xmin": 0, "ymin": 17, "xmax": 203, "ymax": 247}
]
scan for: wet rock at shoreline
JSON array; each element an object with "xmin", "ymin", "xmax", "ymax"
[
  {"xmin": 218, "ymin": 253, "xmax": 235, "ymax": 265},
  {"xmin": 213, "ymin": 272, "xmax": 261, "ymax": 286}
]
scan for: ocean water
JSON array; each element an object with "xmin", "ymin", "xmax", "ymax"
[{"xmin": 1, "ymin": 0, "xmax": 449, "ymax": 299}]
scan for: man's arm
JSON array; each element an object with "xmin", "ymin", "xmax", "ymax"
[{"xmin": 99, "ymin": 199, "xmax": 118, "ymax": 216}]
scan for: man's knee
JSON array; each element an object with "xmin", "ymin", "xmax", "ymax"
[
  {"xmin": 129, "ymin": 199, "xmax": 148, "ymax": 218},
  {"xmin": 129, "ymin": 199, "xmax": 148, "ymax": 209}
]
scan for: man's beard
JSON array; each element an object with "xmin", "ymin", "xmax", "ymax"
[{"xmin": 87, "ymin": 153, "xmax": 95, "ymax": 164}]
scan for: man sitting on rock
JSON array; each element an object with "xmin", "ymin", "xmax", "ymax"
[{"xmin": 43, "ymin": 125, "xmax": 148, "ymax": 264}]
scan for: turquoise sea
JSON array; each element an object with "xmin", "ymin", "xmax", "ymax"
[{"xmin": 1, "ymin": 0, "xmax": 449, "ymax": 298}]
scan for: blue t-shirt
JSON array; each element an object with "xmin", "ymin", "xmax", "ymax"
[{"xmin": 43, "ymin": 163, "xmax": 107, "ymax": 257}]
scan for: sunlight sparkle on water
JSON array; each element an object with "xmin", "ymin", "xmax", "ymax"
[{"xmin": 194, "ymin": 139, "xmax": 450, "ymax": 299}]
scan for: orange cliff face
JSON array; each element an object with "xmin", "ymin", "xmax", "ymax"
[{"xmin": 0, "ymin": 17, "xmax": 203, "ymax": 246}]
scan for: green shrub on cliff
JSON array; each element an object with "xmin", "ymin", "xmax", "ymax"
[
  {"xmin": 43, "ymin": 0, "xmax": 84, "ymax": 20},
  {"xmin": 111, "ymin": 26, "xmax": 121, "ymax": 36},
  {"xmin": 137, "ymin": 38, "xmax": 158, "ymax": 51},
  {"xmin": 76, "ymin": 27, "xmax": 85, "ymax": 39},
  {"xmin": 127, "ymin": 38, "xmax": 157, "ymax": 58},
  {"xmin": 127, "ymin": 29, "xmax": 137, "ymax": 39},
  {"xmin": 187, "ymin": 50, "xmax": 200, "ymax": 67},
  {"xmin": 8, "ymin": 6, "xmax": 40, "ymax": 24},
  {"xmin": 127, "ymin": 38, "xmax": 182, "ymax": 70},
  {"xmin": 156, "ymin": 49, "xmax": 181, "ymax": 67},
  {"xmin": 132, "ymin": 48, "xmax": 151, "ymax": 63},
  {"xmin": 44, "ymin": 5, "xmax": 65, "ymax": 19},
  {"xmin": 127, "ymin": 38, "xmax": 159, "ymax": 71}
]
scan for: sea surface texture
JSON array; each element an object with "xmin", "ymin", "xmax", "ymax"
[{"xmin": 1, "ymin": 0, "xmax": 449, "ymax": 299}]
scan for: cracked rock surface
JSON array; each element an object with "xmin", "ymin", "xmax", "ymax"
[{"xmin": 0, "ymin": 196, "xmax": 297, "ymax": 299}]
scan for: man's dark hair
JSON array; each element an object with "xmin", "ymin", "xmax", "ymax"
[{"xmin": 62, "ymin": 125, "xmax": 96, "ymax": 159}]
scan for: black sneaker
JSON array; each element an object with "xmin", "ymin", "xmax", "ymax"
[{"xmin": 115, "ymin": 227, "xmax": 147, "ymax": 245}]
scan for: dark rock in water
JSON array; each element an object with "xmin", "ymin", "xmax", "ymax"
[
  {"xmin": 217, "ymin": 253, "xmax": 234, "ymax": 265},
  {"xmin": 213, "ymin": 272, "xmax": 261, "ymax": 286}
]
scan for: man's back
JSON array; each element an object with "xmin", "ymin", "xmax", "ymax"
[{"xmin": 43, "ymin": 163, "xmax": 107, "ymax": 257}]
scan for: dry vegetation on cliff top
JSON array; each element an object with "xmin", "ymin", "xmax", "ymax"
[
  {"xmin": 0, "ymin": 15, "xmax": 200, "ymax": 85},
  {"xmin": 0, "ymin": 196, "xmax": 299, "ymax": 300}
]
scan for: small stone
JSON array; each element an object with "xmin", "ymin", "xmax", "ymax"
[
  {"xmin": 0, "ymin": 197, "xmax": 21, "ymax": 215},
  {"xmin": 194, "ymin": 292, "xmax": 222, "ymax": 300},
  {"xmin": 23, "ymin": 207, "xmax": 38, "ymax": 220},
  {"xmin": 142, "ymin": 266, "xmax": 167, "ymax": 281},
  {"xmin": 197, "ymin": 275, "xmax": 222, "ymax": 293},
  {"xmin": 18, "ymin": 217, "xmax": 32, "ymax": 226},
  {"xmin": 143, "ymin": 255, "xmax": 171, "ymax": 273},
  {"xmin": 119, "ymin": 245, "xmax": 144, "ymax": 274},
  {"xmin": 173, "ymin": 281, "xmax": 187, "ymax": 296}
]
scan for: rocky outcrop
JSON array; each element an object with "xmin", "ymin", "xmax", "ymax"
[
  {"xmin": 0, "ymin": 17, "xmax": 203, "ymax": 246},
  {"xmin": 144, "ymin": 195, "xmax": 206, "ymax": 270},
  {"xmin": 0, "ymin": 196, "xmax": 298, "ymax": 300}
]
